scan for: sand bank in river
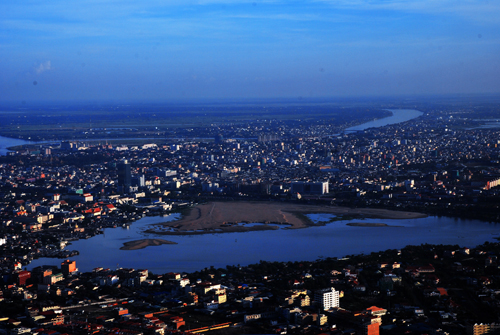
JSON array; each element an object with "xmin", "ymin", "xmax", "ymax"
[
  {"xmin": 120, "ymin": 239, "xmax": 177, "ymax": 250},
  {"xmin": 346, "ymin": 222, "xmax": 403, "ymax": 227},
  {"xmin": 146, "ymin": 201, "xmax": 425, "ymax": 235}
]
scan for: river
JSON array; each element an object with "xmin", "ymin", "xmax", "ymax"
[
  {"xmin": 345, "ymin": 109, "xmax": 423, "ymax": 132},
  {"xmin": 0, "ymin": 109, "xmax": 422, "ymax": 155},
  {"xmin": 0, "ymin": 135, "xmax": 33, "ymax": 156},
  {"xmin": 27, "ymin": 214, "xmax": 500, "ymax": 274}
]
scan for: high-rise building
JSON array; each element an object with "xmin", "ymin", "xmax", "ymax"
[
  {"xmin": 360, "ymin": 321, "xmax": 379, "ymax": 335},
  {"xmin": 131, "ymin": 174, "xmax": 145, "ymax": 187},
  {"xmin": 117, "ymin": 160, "xmax": 132, "ymax": 192},
  {"xmin": 467, "ymin": 323, "xmax": 500, "ymax": 335},
  {"xmin": 291, "ymin": 181, "xmax": 329, "ymax": 195},
  {"xmin": 16, "ymin": 271, "xmax": 31, "ymax": 286},
  {"xmin": 61, "ymin": 259, "xmax": 77, "ymax": 275},
  {"xmin": 315, "ymin": 287, "xmax": 340, "ymax": 310}
]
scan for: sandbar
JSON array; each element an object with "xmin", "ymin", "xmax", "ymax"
[
  {"xmin": 146, "ymin": 201, "xmax": 426, "ymax": 235},
  {"xmin": 120, "ymin": 239, "xmax": 177, "ymax": 250},
  {"xmin": 346, "ymin": 222, "xmax": 402, "ymax": 227}
]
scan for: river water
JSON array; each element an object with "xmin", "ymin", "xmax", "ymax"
[
  {"xmin": 0, "ymin": 135, "xmax": 33, "ymax": 156},
  {"xmin": 0, "ymin": 109, "xmax": 421, "ymax": 155},
  {"xmin": 27, "ymin": 214, "xmax": 500, "ymax": 274},
  {"xmin": 345, "ymin": 109, "xmax": 423, "ymax": 132}
]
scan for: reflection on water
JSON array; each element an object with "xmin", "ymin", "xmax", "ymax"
[{"xmin": 27, "ymin": 213, "xmax": 500, "ymax": 274}]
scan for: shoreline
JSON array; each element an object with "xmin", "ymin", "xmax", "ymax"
[{"xmin": 346, "ymin": 222, "xmax": 403, "ymax": 227}]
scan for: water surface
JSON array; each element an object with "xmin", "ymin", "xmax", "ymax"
[
  {"xmin": 28, "ymin": 214, "xmax": 500, "ymax": 274},
  {"xmin": 0, "ymin": 135, "xmax": 32, "ymax": 155},
  {"xmin": 345, "ymin": 109, "xmax": 423, "ymax": 132}
]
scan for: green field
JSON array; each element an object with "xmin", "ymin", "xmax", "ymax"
[{"xmin": 0, "ymin": 101, "xmax": 391, "ymax": 141}]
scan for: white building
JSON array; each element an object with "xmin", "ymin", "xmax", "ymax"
[{"xmin": 315, "ymin": 287, "xmax": 340, "ymax": 310}]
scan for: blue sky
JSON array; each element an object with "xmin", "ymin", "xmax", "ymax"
[{"xmin": 1, "ymin": 0, "xmax": 499, "ymax": 102}]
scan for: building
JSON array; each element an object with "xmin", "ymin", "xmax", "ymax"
[
  {"xmin": 117, "ymin": 160, "xmax": 132, "ymax": 192},
  {"xmin": 467, "ymin": 323, "xmax": 500, "ymax": 335},
  {"xmin": 61, "ymin": 260, "xmax": 77, "ymax": 275},
  {"xmin": 43, "ymin": 273, "xmax": 64, "ymax": 285},
  {"xmin": 291, "ymin": 181, "xmax": 329, "ymax": 195},
  {"xmin": 315, "ymin": 287, "xmax": 340, "ymax": 310},
  {"xmin": 360, "ymin": 321, "xmax": 379, "ymax": 335},
  {"xmin": 132, "ymin": 174, "xmax": 145, "ymax": 187},
  {"xmin": 16, "ymin": 271, "xmax": 31, "ymax": 286},
  {"xmin": 365, "ymin": 306, "xmax": 387, "ymax": 317}
]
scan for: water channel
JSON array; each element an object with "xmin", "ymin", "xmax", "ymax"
[
  {"xmin": 27, "ymin": 214, "xmax": 500, "ymax": 274},
  {"xmin": 0, "ymin": 109, "xmax": 422, "ymax": 155},
  {"xmin": 0, "ymin": 136, "xmax": 33, "ymax": 156},
  {"xmin": 345, "ymin": 109, "xmax": 423, "ymax": 132}
]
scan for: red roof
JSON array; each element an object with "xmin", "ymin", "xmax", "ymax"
[
  {"xmin": 366, "ymin": 306, "xmax": 385, "ymax": 312},
  {"xmin": 437, "ymin": 287, "xmax": 448, "ymax": 296}
]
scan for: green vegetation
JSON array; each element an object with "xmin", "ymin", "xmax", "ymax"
[{"xmin": 0, "ymin": 102, "xmax": 390, "ymax": 141}]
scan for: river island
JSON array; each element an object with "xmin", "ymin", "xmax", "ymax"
[
  {"xmin": 120, "ymin": 239, "xmax": 178, "ymax": 250},
  {"xmin": 145, "ymin": 201, "xmax": 426, "ymax": 235}
]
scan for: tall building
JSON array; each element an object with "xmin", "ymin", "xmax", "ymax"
[
  {"xmin": 360, "ymin": 321, "xmax": 379, "ymax": 335},
  {"xmin": 467, "ymin": 323, "xmax": 500, "ymax": 335},
  {"xmin": 61, "ymin": 259, "xmax": 77, "ymax": 275},
  {"xmin": 315, "ymin": 287, "xmax": 340, "ymax": 310},
  {"xmin": 291, "ymin": 181, "xmax": 329, "ymax": 195},
  {"xmin": 131, "ymin": 174, "xmax": 145, "ymax": 187},
  {"xmin": 117, "ymin": 160, "xmax": 132, "ymax": 192},
  {"xmin": 330, "ymin": 306, "xmax": 383, "ymax": 335},
  {"xmin": 16, "ymin": 271, "xmax": 31, "ymax": 286}
]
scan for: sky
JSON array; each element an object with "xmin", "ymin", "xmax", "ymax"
[{"xmin": 1, "ymin": 0, "xmax": 499, "ymax": 102}]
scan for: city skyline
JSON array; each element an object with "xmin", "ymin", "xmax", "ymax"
[{"xmin": 1, "ymin": 0, "xmax": 499, "ymax": 102}]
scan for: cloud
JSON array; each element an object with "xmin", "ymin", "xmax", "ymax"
[
  {"xmin": 314, "ymin": 0, "xmax": 500, "ymax": 23},
  {"xmin": 224, "ymin": 12, "xmax": 359, "ymax": 22},
  {"xmin": 35, "ymin": 61, "xmax": 52, "ymax": 74}
]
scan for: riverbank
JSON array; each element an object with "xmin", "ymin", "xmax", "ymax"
[{"xmin": 145, "ymin": 201, "xmax": 427, "ymax": 235}]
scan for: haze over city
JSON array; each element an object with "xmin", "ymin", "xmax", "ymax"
[
  {"xmin": 4, "ymin": 1, "xmax": 500, "ymax": 334},
  {"xmin": 2, "ymin": 0, "xmax": 500, "ymax": 102}
]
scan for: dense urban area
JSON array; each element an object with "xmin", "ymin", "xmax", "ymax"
[{"xmin": 2, "ymin": 101, "xmax": 500, "ymax": 334}]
